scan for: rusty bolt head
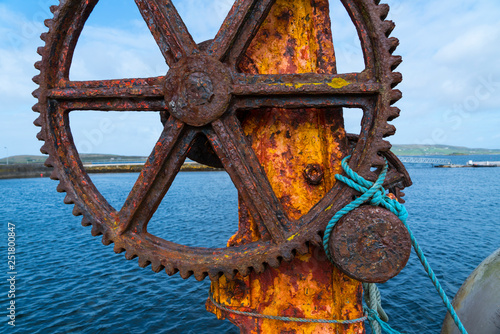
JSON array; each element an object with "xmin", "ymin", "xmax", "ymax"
[
  {"xmin": 328, "ymin": 205, "xmax": 411, "ymax": 283},
  {"xmin": 303, "ymin": 164, "xmax": 324, "ymax": 185}
]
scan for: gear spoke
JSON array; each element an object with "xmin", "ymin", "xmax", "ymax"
[
  {"xmin": 208, "ymin": 113, "xmax": 288, "ymax": 243},
  {"xmin": 233, "ymin": 93, "xmax": 377, "ymax": 111},
  {"xmin": 216, "ymin": 0, "xmax": 276, "ymax": 67},
  {"xmin": 48, "ymin": 77, "xmax": 167, "ymax": 111},
  {"xmin": 118, "ymin": 116, "xmax": 194, "ymax": 235},
  {"xmin": 233, "ymin": 73, "xmax": 379, "ymax": 96},
  {"xmin": 207, "ymin": 0, "xmax": 273, "ymax": 61},
  {"xmin": 48, "ymin": 77, "xmax": 165, "ymax": 99},
  {"xmin": 232, "ymin": 73, "xmax": 379, "ymax": 110},
  {"xmin": 134, "ymin": 0, "xmax": 198, "ymax": 66}
]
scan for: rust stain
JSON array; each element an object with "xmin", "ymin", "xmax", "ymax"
[{"xmin": 210, "ymin": 0, "xmax": 364, "ymax": 332}]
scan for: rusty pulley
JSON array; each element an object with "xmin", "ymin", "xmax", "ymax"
[{"xmin": 33, "ymin": 0, "xmax": 411, "ymax": 282}]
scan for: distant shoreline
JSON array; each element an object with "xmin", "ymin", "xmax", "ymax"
[
  {"xmin": 1, "ymin": 145, "xmax": 500, "ymax": 166},
  {"xmin": 0, "ymin": 163, "xmax": 222, "ymax": 180},
  {"xmin": 1, "ymin": 151, "xmax": 499, "ymax": 180}
]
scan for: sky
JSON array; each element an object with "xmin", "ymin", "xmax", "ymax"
[{"xmin": 0, "ymin": 0, "xmax": 499, "ymax": 158}]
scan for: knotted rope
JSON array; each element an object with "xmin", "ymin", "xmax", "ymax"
[
  {"xmin": 323, "ymin": 156, "xmax": 468, "ymax": 334},
  {"xmin": 363, "ymin": 282, "xmax": 388, "ymax": 334}
]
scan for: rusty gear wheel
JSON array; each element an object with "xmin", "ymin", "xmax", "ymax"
[{"xmin": 33, "ymin": 0, "xmax": 410, "ymax": 281}]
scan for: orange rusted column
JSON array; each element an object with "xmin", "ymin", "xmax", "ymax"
[{"xmin": 207, "ymin": 0, "xmax": 364, "ymax": 333}]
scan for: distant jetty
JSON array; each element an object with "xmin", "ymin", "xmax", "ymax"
[
  {"xmin": 0, "ymin": 162, "xmax": 221, "ymax": 180},
  {"xmin": 434, "ymin": 160, "xmax": 500, "ymax": 168}
]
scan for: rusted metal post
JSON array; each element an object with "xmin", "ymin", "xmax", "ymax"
[{"xmin": 207, "ymin": 0, "xmax": 365, "ymax": 332}]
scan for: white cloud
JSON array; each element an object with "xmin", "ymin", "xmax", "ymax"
[
  {"xmin": 384, "ymin": 0, "xmax": 500, "ymax": 148},
  {"xmin": 1, "ymin": 0, "xmax": 500, "ymax": 158}
]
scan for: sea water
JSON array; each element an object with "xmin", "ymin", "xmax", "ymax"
[{"xmin": 0, "ymin": 155, "xmax": 499, "ymax": 333}]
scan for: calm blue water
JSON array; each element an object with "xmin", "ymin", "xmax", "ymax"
[{"xmin": 0, "ymin": 155, "xmax": 499, "ymax": 333}]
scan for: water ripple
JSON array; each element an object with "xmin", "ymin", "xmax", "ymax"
[{"xmin": 0, "ymin": 156, "xmax": 499, "ymax": 333}]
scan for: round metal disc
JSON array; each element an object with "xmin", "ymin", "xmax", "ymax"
[{"xmin": 328, "ymin": 205, "xmax": 411, "ymax": 283}]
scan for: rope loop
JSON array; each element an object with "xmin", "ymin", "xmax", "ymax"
[{"xmin": 208, "ymin": 290, "xmax": 368, "ymax": 325}]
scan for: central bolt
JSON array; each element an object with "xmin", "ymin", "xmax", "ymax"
[
  {"xmin": 186, "ymin": 72, "xmax": 214, "ymax": 106},
  {"xmin": 163, "ymin": 54, "xmax": 232, "ymax": 127}
]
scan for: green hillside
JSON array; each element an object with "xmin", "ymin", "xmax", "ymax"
[
  {"xmin": 0, "ymin": 154, "xmax": 147, "ymax": 165},
  {"xmin": 1, "ymin": 145, "xmax": 499, "ymax": 165},
  {"xmin": 391, "ymin": 144, "xmax": 500, "ymax": 156}
]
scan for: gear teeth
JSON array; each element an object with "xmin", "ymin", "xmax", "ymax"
[
  {"xmin": 63, "ymin": 194, "xmax": 74, "ymax": 204},
  {"xmin": 44, "ymin": 19, "xmax": 53, "ymax": 28},
  {"xmin": 391, "ymin": 72, "xmax": 402, "ymax": 88},
  {"xmin": 237, "ymin": 266, "xmax": 250, "ymax": 277},
  {"xmin": 281, "ymin": 249, "xmax": 294, "ymax": 262},
  {"xmin": 34, "ymin": 61, "xmax": 42, "ymax": 70},
  {"xmin": 296, "ymin": 243, "xmax": 309, "ymax": 255},
  {"xmin": 56, "ymin": 182, "xmax": 66, "ymax": 193},
  {"xmin": 32, "ymin": 103, "xmax": 41, "ymax": 112},
  {"xmin": 32, "ymin": 74, "xmax": 41, "ymax": 84},
  {"xmin": 382, "ymin": 21, "xmax": 395, "ymax": 37},
  {"xmin": 194, "ymin": 271, "xmax": 208, "ymax": 281},
  {"xmin": 387, "ymin": 37, "xmax": 399, "ymax": 53},
  {"xmin": 151, "ymin": 261, "xmax": 164, "ymax": 273},
  {"xmin": 50, "ymin": 5, "xmax": 59, "ymax": 13},
  {"xmin": 32, "ymin": 88, "xmax": 41, "ymax": 98},
  {"xmin": 37, "ymin": 46, "xmax": 45, "ymax": 56},
  {"xmin": 310, "ymin": 233, "xmax": 323, "ymax": 247},
  {"xmin": 377, "ymin": 140, "xmax": 392, "ymax": 152},
  {"xmin": 40, "ymin": 143, "xmax": 50, "ymax": 154},
  {"xmin": 113, "ymin": 243, "xmax": 125, "ymax": 253},
  {"xmin": 222, "ymin": 269, "xmax": 236, "ymax": 280},
  {"xmin": 72, "ymin": 206, "xmax": 82, "ymax": 216},
  {"xmin": 397, "ymin": 190, "xmax": 406, "ymax": 203},
  {"xmin": 267, "ymin": 257, "xmax": 280, "ymax": 269},
  {"xmin": 50, "ymin": 169, "xmax": 60, "ymax": 180},
  {"xmin": 36, "ymin": 130, "xmax": 45, "ymax": 141},
  {"xmin": 101, "ymin": 232, "xmax": 113, "ymax": 246},
  {"xmin": 91, "ymin": 224, "xmax": 103, "ymax": 237},
  {"xmin": 387, "ymin": 107, "xmax": 400, "ymax": 121},
  {"xmin": 165, "ymin": 264, "xmax": 178, "ymax": 276},
  {"xmin": 208, "ymin": 270, "xmax": 221, "ymax": 281},
  {"xmin": 44, "ymin": 156, "xmax": 55, "ymax": 167},
  {"xmin": 179, "ymin": 269, "xmax": 193, "ymax": 279},
  {"xmin": 390, "ymin": 89, "xmax": 402, "ymax": 104},
  {"xmin": 382, "ymin": 124, "xmax": 396, "ymax": 138},
  {"xmin": 390, "ymin": 55, "xmax": 402, "ymax": 71},
  {"xmin": 377, "ymin": 4, "xmax": 390, "ymax": 20},
  {"xmin": 40, "ymin": 32, "xmax": 48, "ymax": 42},
  {"xmin": 252, "ymin": 262, "xmax": 265, "ymax": 274},
  {"xmin": 124, "ymin": 250, "xmax": 137, "ymax": 260},
  {"xmin": 81, "ymin": 217, "xmax": 91, "ymax": 227},
  {"xmin": 34, "ymin": 116, "xmax": 43, "ymax": 127},
  {"xmin": 138, "ymin": 257, "xmax": 151, "ymax": 268},
  {"xmin": 372, "ymin": 154, "xmax": 386, "ymax": 168}
]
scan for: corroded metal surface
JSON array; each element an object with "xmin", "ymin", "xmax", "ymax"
[
  {"xmin": 208, "ymin": 1, "xmax": 364, "ymax": 331},
  {"xmin": 328, "ymin": 206, "xmax": 411, "ymax": 283},
  {"xmin": 33, "ymin": 0, "xmax": 410, "ymax": 285}
]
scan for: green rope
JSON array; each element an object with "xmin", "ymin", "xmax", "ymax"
[
  {"xmin": 208, "ymin": 290, "xmax": 368, "ymax": 324},
  {"xmin": 363, "ymin": 282, "xmax": 388, "ymax": 334},
  {"xmin": 323, "ymin": 156, "xmax": 469, "ymax": 334}
]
